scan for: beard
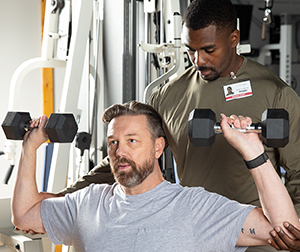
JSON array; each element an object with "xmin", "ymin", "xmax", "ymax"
[{"xmin": 112, "ymin": 156, "xmax": 155, "ymax": 188}]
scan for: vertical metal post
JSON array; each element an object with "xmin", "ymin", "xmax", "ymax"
[
  {"xmin": 280, "ymin": 13, "xmax": 292, "ymax": 86},
  {"xmin": 145, "ymin": 12, "xmax": 151, "ymax": 91},
  {"xmin": 123, "ymin": 0, "xmax": 137, "ymax": 102}
]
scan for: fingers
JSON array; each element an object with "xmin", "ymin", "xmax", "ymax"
[
  {"xmin": 28, "ymin": 229, "xmax": 45, "ymax": 235},
  {"xmin": 269, "ymin": 225, "xmax": 300, "ymax": 252},
  {"xmin": 269, "ymin": 229, "xmax": 290, "ymax": 251},
  {"xmin": 23, "ymin": 115, "xmax": 49, "ymax": 148},
  {"xmin": 284, "ymin": 221, "xmax": 300, "ymax": 238},
  {"xmin": 30, "ymin": 115, "xmax": 48, "ymax": 129},
  {"xmin": 267, "ymin": 237, "xmax": 282, "ymax": 250},
  {"xmin": 220, "ymin": 114, "xmax": 231, "ymax": 132},
  {"xmin": 14, "ymin": 226, "xmax": 45, "ymax": 236},
  {"xmin": 228, "ymin": 114, "xmax": 252, "ymax": 129}
]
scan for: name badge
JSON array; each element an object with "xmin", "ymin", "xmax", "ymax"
[{"xmin": 223, "ymin": 80, "xmax": 252, "ymax": 101}]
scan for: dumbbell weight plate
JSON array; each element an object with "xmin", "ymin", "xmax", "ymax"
[
  {"xmin": 1, "ymin": 112, "xmax": 31, "ymax": 140},
  {"xmin": 45, "ymin": 113, "xmax": 78, "ymax": 143},
  {"xmin": 261, "ymin": 109, "xmax": 289, "ymax": 147},
  {"xmin": 188, "ymin": 109, "xmax": 216, "ymax": 147}
]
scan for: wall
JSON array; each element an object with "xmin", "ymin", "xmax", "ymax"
[{"xmin": 0, "ymin": 1, "xmax": 43, "ymax": 198}]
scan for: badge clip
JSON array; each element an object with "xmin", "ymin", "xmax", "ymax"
[{"xmin": 230, "ymin": 71, "xmax": 237, "ymax": 81}]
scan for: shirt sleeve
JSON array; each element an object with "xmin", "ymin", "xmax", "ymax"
[
  {"xmin": 190, "ymin": 188, "xmax": 254, "ymax": 252},
  {"xmin": 41, "ymin": 187, "xmax": 90, "ymax": 245},
  {"xmin": 273, "ymin": 86, "xmax": 300, "ymax": 216}
]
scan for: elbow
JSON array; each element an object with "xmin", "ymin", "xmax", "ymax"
[
  {"xmin": 11, "ymin": 213, "xmax": 45, "ymax": 234},
  {"xmin": 11, "ymin": 205, "xmax": 24, "ymax": 229},
  {"xmin": 11, "ymin": 202, "xmax": 45, "ymax": 234},
  {"xmin": 11, "ymin": 214, "xmax": 25, "ymax": 230}
]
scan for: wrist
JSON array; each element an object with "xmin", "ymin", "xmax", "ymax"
[
  {"xmin": 22, "ymin": 143, "xmax": 38, "ymax": 154},
  {"xmin": 241, "ymin": 144, "xmax": 265, "ymax": 162},
  {"xmin": 244, "ymin": 152, "xmax": 269, "ymax": 169}
]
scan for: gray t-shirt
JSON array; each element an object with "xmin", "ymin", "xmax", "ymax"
[{"xmin": 41, "ymin": 181, "xmax": 254, "ymax": 251}]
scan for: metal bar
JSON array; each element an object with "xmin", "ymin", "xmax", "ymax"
[{"xmin": 123, "ymin": 0, "xmax": 136, "ymax": 102}]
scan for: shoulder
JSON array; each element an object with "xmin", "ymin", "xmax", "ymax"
[
  {"xmin": 63, "ymin": 183, "xmax": 117, "ymax": 203},
  {"xmin": 163, "ymin": 182, "xmax": 212, "ymax": 204},
  {"xmin": 242, "ymin": 58, "xmax": 286, "ymax": 84},
  {"xmin": 148, "ymin": 67, "xmax": 196, "ymax": 110},
  {"xmin": 238, "ymin": 58, "xmax": 291, "ymax": 99},
  {"xmin": 171, "ymin": 183, "xmax": 254, "ymax": 221}
]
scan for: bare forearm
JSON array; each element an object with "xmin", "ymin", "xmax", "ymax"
[{"xmin": 251, "ymin": 159, "xmax": 300, "ymax": 233}]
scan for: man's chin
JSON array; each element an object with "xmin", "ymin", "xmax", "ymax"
[
  {"xmin": 117, "ymin": 174, "xmax": 140, "ymax": 188},
  {"xmin": 201, "ymin": 73, "xmax": 220, "ymax": 81}
]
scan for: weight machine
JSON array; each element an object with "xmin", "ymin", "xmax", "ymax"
[
  {"xmin": 0, "ymin": 0, "xmax": 100, "ymax": 251},
  {"xmin": 258, "ymin": 6, "xmax": 293, "ymax": 86},
  {"xmin": 257, "ymin": 12, "xmax": 293, "ymax": 86}
]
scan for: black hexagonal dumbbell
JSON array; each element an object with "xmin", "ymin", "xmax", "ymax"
[
  {"xmin": 188, "ymin": 108, "xmax": 289, "ymax": 148},
  {"xmin": 1, "ymin": 111, "xmax": 78, "ymax": 143}
]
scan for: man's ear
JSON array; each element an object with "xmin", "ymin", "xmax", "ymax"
[
  {"xmin": 155, "ymin": 137, "xmax": 165, "ymax": 159},
  {"xmin": 230, "ymin": 29, "xmax": 240, "ymax": 48}
]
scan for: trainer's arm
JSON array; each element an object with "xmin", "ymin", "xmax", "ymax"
[
  {"xmin": 220, "ymin": 114, "xmax": 300, "ymax": 246},
  {"xmin": 11, "ymin": 115, "xmax": 48, "ymax": 233},
  {"xmin": 59, "ymin": 156, "xmax": 114, "ymax": 195}
]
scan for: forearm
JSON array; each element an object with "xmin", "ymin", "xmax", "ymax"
[
  {"xmin": 12, "ymin": 146, "xmax": 44, "ymax": 232},
  {"xmin": 250, "ymin": 158, "xmax": 300, "ymax": 233}
]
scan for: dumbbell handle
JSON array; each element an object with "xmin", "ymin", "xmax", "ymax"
[
  {"xmin": 215, "ymin": 123, "xmax": 262, "ymax": 134},
  {"xmin": 23, "ymin": 123, "xmax": 35, "ymax": 131}
]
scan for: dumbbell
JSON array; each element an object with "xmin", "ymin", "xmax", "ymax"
[
  {"xmin": 1, "ymin": 111, "xmax": 78, "ymax": 143},
  {"xmin": 188, "ymin": 108, "xmax": 289, "ymax": 147}
]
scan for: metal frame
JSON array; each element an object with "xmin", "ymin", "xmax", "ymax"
[{"xmin": 257, "ymin": 13, "xmax": 292, "ymax": 86}]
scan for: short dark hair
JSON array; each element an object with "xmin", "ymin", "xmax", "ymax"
[
  {"xmin": 182, "ymin": 0, "xmax": 237, "ymax": 33},
  {"xmin": 102, "ymin": 101, "xmax": 164, "ymax": 140}
]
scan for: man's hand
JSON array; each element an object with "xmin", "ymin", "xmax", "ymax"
[
  {"xmin": 268, "ymin": 221, "xmax": 300, "ymax": 251},
  {"xmin": 220, "ymin": 114, "xmax": 264, "ymax": 161},
  {"xmin": 14, "ymin": 192, "xmax": 64, "ymax": 235},
  {"xmin": 23, "ymin": 115, "xmax": 49, "ymax": 151}
]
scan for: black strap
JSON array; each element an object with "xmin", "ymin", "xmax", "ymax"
[{"xmin": 244, "ymin": 152, "xmax": 269, "ymax": 169}]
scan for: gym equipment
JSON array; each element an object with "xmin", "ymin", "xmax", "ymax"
[
  {"xmin": 188, "ymin": 108, "xmax": 289, "ymax": 148},
  {"xmin": 75, "ymin": 132, "xmax": 92, "ymax": 156},
  {"xmin": 1, "ymin": 112, "xmax": 78, "ymax": 143}
]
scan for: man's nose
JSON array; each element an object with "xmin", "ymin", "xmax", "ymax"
[
  {"xmin": 193, "ymin": 51, "xmax": 206, "ymax": 66},
  {"xmin": 115, "ymin": 143, "xmax": 127, "ymax": 158}
]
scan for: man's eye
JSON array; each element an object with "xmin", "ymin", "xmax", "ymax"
[
  {"xmin": 205, "ymin": 49, "xmax": 215, "ymax": 54},
  {"xmin": 110, "ymin": 140, "xmax": 117, "ymax": 145},
  {"xmin": 129, "ymin": 139, "xmax": 136, "ymax": 143}
]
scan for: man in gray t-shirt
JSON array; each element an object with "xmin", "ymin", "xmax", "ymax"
[
  {"xmin": 12, "ymin": 101, "xmax": 300, "ymax": 251},
  {"xmin": 42, "ymin": 181, "xmax": 253, "ymax": 251}
]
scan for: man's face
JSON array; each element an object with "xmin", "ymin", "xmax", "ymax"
[
  {"xmin": 182, "ymin": 24, "xmax": 236, "ymax": 81},
  {"xmin": 107, "ymin": 115, "xmax": 156, "ymax": 188}
]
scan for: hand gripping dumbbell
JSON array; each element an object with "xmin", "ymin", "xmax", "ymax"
[
  {"xmin": 1, "ymin": 111, "xmax": 78, "ymax": 143},
  {"xmin": 188, "ymin": 108, "xmax": 289, "ymax": 147}
]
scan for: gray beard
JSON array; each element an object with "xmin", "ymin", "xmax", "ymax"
[{"xmin": 112, "ymin": 157, "xmax": 155, "ymax": 188}]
